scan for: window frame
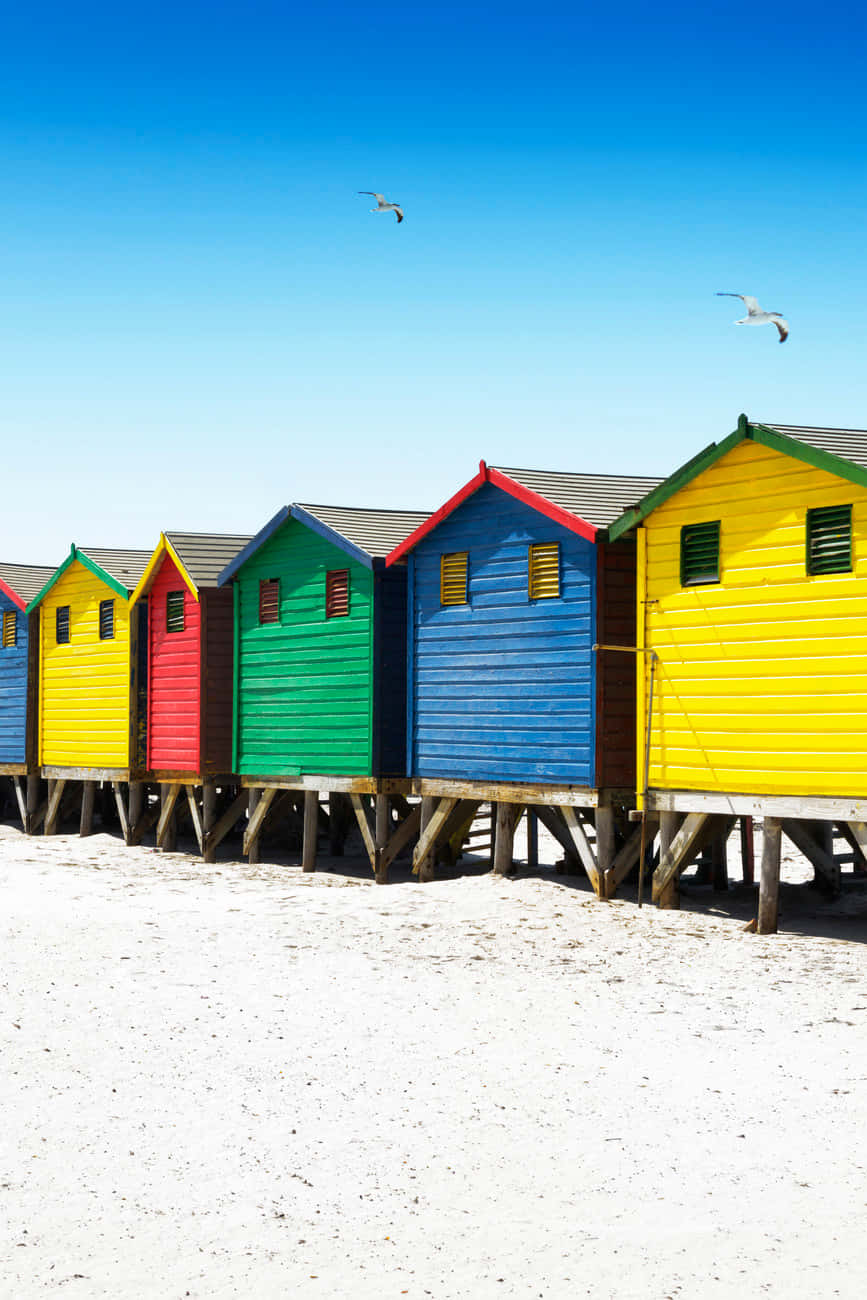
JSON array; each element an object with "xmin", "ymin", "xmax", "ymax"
[
  {"xmin": 258, "ymin": 577, "xmax": 280, "ymax": 625},
  {"xmin": 99, "ymin": 598, "xmax": 115, "ymax": 641},
  {"xmin": 806, "ymin": 504, "xmax": 853, "ymax": 576},
  {"xmin": 440, "ymin": 552, "xmax": 469, "ymax": 607},
  {"xmin": 325, "ymin": 568, "xmax": 350, "ymax": 619},
  {"xmin": 680, "ymin": 520, "xmax": 721, "ymax": 587},
  {"xmin": 527, "ymin": 542, "xmax": 561, "ymax": 600},
  {"xmin": 1, "ymin": 610, "xmax": 17, "ymax": 649},
  {"xmin": 166, "ymin": 589, "xmax": 186, "ymax": 634},
  {"xmin": 56, "ymin": 605, "xmax": 70, "ymax": 644}
]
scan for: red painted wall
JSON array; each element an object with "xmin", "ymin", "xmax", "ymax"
[{"xmin": 148, "ymin": 554, "xmax": 201, "ymax": 772}]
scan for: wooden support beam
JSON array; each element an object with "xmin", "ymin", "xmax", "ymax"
[
  {"xmin": 202, "ymin": 782, "xmax": 217, "ymax": 864},
  {"xmin": 844, "ymin": 820, "xmax": 867, "ymax": 874},
  {"xmin": 243, "ymin": 786, "xmax": 277, "ymax": 857},
  {"xmin": 526, "ymin": 809, "xmax": 538, "ymax": 869},
  {"xmin": 438, "ymin": 798, "xmax": 482, "ymax": 856},
  {"xmin": 112, "ymin": 782, "xmax": 130, "ymax": 842},
  {"xmin": 302, "ymin": 790, "xmax": 319, "ymax": 873},
  {"xmin": 350, "ymin": 793, "xmax": 377, "ymax": 868},
  {"xmin": 417, "ymin": 796, "xmax": 438, "ymax": 882},
  {"xmin": 492, "ymin": 802, "xmax": 523, "ymax": 876},
  {"xmin": 128, "ymin": 783, "xmax": 144, "ymax": 843},
  {"xmin": 380, "ymin": 802, "xmax": 422, "ymax": 873},
  {"xmin": 203, "ymin": 790, "xmax": 248, "ymax": 857},
  {"xmin": 652, "ymin": 812, "xmax": 709, "ymax": 903},
  {"xmin": 781, "ymin": 818, "xmax": 840, "ymax": 895},
  {"xmin": 758, "ymin": 816, "xmax": 782, "ymax": 934},
  {"xmin": 80, "ymin": 781, "xmax": 96, "ymax": 837},
  {"xmin": 535, "ymin": 805, "xmax": 580, "ymax": 870},
  {"xmin": 128, "ymin": 795, "xmax": 161, "ymax": 847},
  {"xmin": 12, "ymin": 777, "xmax": 27, "ymax": 829},
  {"xmin": 373, "ymin": 794, "xmax": 390, "ymax": 884},
  {"xmin": 413, "ymin": 797, "xmax": 459, "ymax": 876},
  {"xmin": 740, "ymin": 815, "xmax": 755, "ymax": 885},
  {"xmin": 44, "ymin": 779, "xmax": 67, "ymax": 836},
  {"xmin": 156, "ymin": 783, "xmax": 182, "ymax": 850},
  {"xmin": 25, "ymin": 774, "xmax": 41, "ymax": 835},
  {"xmin": 656, "ymin": 811, "xmax": 681, "ymax": 908},
  {"xmin": 594, "ymin": 807, "xmax": 616, "ymax": 897},
  {"xmin": 246, "ymin": 789, "xmax": 261, "ymax": 863},
  {"xmin": 560, "ymin": 804, "xmax": 601, "ymax": 896},
  {"xmin": 604, "ymin": 814, "xmax": 661, "ymax": 897},
  {"xmin": 185, "ymin": 786, "xmax": 204, "ymax": 853}
]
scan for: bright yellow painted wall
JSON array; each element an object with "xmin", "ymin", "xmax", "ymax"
[
  {"xmin": 643, "ymin": 439, "xmax": 867, "ymax": 798},
  {"xmin": 39, "ymin": 560, "xmax": 132, "ymax": 768}
]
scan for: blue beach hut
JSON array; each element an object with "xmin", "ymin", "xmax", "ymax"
[{"xmin": 0, "ymin": 562, "xmax": 56, "ymax": 825}]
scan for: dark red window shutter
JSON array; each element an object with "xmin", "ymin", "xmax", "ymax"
[
  {"xmin": 259, "ymin": 578, "xmax": 280, "ymax": 624},
  {"xmin": 326, "ymin": 569, "xmax": 349, "ymax": 618}
]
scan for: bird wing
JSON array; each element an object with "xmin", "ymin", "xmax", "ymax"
[
  {"xmin": 772, "ymin": 317, "xmax": 789, "ymax": 343},
  {"xmin": 394, "ymin": 207, "xmax": 404, "ymax": 222},
  {"xmin": 358, "ymin": 191, "xmax": 386, "ymax": 203},
  {"xmin": 716, "ymin": 292, "xmax": 760, "ymax": 314}
]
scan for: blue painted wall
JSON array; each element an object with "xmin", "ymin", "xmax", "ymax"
[
  {"xmin": 0, "ymin": 593, "xmax": 30, "ymax": 765},
  {"xmin": 408, "ymin": 482, "xmax": 597, "ymax": 785}
]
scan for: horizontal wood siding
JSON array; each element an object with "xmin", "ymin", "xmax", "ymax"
[
  {"xmin": 39, "ymin": 560, "xmax": 132, "ymax": 768},
  {"xmin": 147, "ymin": 554, "xmax": 201, "ymax": 773},
  {"xmin": 236, "ymin": 519, "xmax": 374, "ymax": 776},
  {"xmin": 644, "ymin": 439, "xmax": 867, "ymax": 797},
  {"xmin": 410, "ymin": 482, "xmax": 596, "ymax": 784},
  {"xmin": 201, "ymin": 587, "xmax": 235, "ymax": 775},
  {"xmin": 595, "ymin": 538, "xmax": 637, "ymax": 789},
  {"xmin": 0, "ymin": 591, "xmax": 28, "ymax": 764},
  {"xmin": 373, "ymin": 565, "xmax": 408, "ymax": 776}
]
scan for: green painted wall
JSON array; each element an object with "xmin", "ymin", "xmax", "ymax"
[{"xmin": 236, "ymin": 519, "xmax": 374, "ymax": 775}]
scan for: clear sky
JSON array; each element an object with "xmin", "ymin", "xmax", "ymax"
[{"xmin": 2, "ymin": 1, "xmax": 865, "ymax": 563}]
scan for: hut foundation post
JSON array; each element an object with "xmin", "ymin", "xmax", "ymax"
[
  {"xmin": 758, "ymin": 816, "xmax": 782, "ymax": 934},
  {"xmin": 127, "ymin": 782, "xmax": 144, "ymax": 846},
  {"xmin": 417, "ymin": 796, "xmax": 437, "ymax": 882},
  {"xmin": 740, "ymin": 815, "xmax": 755, "ymax": 885},
  {"xmin": 202, "ymin": 782, "xmax": 217, "ymax": 863},
  {"xmin": 302, "ymin": 790, "xmax": 319, "ymax": 873},
  {"xmin": 657, "ymin": 810, "xmax": 680, "ymax": 910},
  {"xmin": 526, "ymin": 809, "xmax": 538, "ymax": 869},
  {"xmin": 45, "ymin": 779, "xmax": 66, "ymax": 836},
  {"xmin": 712, "ymin": 820, "xmax": 729, "ymax": 891},
  {"xmin": 595, "ymin": 806, "xmax": 617, "ymax": 901},
  {"xmin": 79, "ymin": 781, "xmax": 96, "ymax": 837},
  {"xmin": 373, "ymin": 793, "xmax": 389, "ymax": 884},
  {"xmin": 25, "ymin": 774, "xmax": 41, "ymax": 835},
  {"xmin": 158, "ymin": 783, "xmax": 179, "ymax": 852},
  {"xmin": 246, "ymin": 788, "xmax": 262, "ymax": 863},
  {"xmin": 492, "ymin": 801, "xmax": 519, "ymax": 876}
]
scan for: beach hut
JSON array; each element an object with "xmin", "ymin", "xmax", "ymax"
[
  {"xmin": 25, "ymin": 546, "xmax": 151, "ymax": 838},
  {"xmin": 605, "ymin": 414, "xmax": 867, "ymax": 930},
  {"xmin": 217, "ymin": 502, "xmax": 429, "ymax": 876},
  {"xmin": 385, "ymin": 459, "xmax": 662, "ymax": 891},
  {"xmin": 0, "ymin": 563, "xmax": 57, "ymax": 829},
  {"xmin": 129, "ymin": 531, "xmax": 251, "ymax": 857}
]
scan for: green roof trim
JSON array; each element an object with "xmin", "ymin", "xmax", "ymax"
[
  {"xmin": 24, "ymin": 545, "xmax": 130, "ymax": 614},
  {"xmin": 605, "ymin": 415, "xmax": 867, "ymax": 541}
]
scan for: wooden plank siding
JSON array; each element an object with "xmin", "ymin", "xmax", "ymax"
[
  {"xmin": 0, "ymin": 592, "xmax": 30, "ymax": 765},
  {"xmin": 235, "ymin": 519, "xmax": 375, "ymax": 776},
  {"xmin": 38, "ymin": 560, "xmax": 133, "ymax": 769},
  {"xmin": 147, "ymin": 553, "xmax": 201, "ymax": 772},
  {"xmin": 408, "ymin": 482, "xmax": 596, "ymax": 785},
  {"xmin": 595, "ymin": 538, "xmax": 637, "ymax": 789},
  {"xmin": 201, "ymin": 587, "xmax": 235, "ymax": 775},
  {"xmin": 643, "ymin": 438, "xmax": 867, "ymax": 797}
]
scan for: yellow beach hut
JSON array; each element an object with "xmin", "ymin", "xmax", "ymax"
[
  {"xmin": 606, "ymin": 415, "xmax": 867, "ymax": 931},
  {"xmin": 26, "ymin": 545, "xmax": 151, "ymax": 837}
]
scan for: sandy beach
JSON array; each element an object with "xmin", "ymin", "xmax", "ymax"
[{"xmin": 2, "ymin": 822, "xmax": 866, "ymax": 1299}]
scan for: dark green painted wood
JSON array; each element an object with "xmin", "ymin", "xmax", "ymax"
[{"xmin": 235, "ymin": 518, "xmax": 374, "ymax": 776}]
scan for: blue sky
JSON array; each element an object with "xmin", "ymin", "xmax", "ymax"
[{"xmin": 2, "ymin": 1, "xmax": 865, "ymax": 562}]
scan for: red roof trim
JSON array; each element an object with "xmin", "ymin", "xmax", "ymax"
[
  {"xmin": 384, "ymin": 460, "xmax": 598, "ymax": 565},
  {"xmin": 0, "ymin": 577, "xmax": 27, "ymax": 611}
]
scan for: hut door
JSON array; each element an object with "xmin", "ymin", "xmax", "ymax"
[{"xmin": 135, "ymin": 602, "xmax": 148, "ymax": 769}]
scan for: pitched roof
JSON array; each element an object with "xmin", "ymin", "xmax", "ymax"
[
  {"xmin": 0, "ymin": 562, "xmax": 58, "ymax": 610},
  {"xmin": 164, "ymin": 532, "xmax": 253, "ymax": 587},
  {"xmin": 606, "ymin": 415, "xmax": 867, "ymax": 542},
  {"xmin": 77, "ymin": 548, "xmax": 152, "ymax": 589}
]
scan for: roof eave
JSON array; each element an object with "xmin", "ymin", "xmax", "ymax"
[
  {"xmin": 217, "ymin": 507, "xmax": 292, "ymax": 585},
  {"xmin": 0, "ymin": 577, "xmax": 28, "ymax": 611},
  {"xmin": 129, "ymin": 535, "xmax": 200, "ymax": 606},
  {"xmin": 290, "ymin": 506, "xmax": 375, "ymax": 569}
]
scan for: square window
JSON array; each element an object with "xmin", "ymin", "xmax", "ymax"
[
  {"xmin": 1, "ymin": 610, "xmax": 16, "ymax": 648},
  {"xmin": 99, "ymin": 599, "xmax": 115, "ymax": 640},
  {"xmin": 680, "ymin": 521, "xmax": 720, "ymax": 586},
  {"xmin": 326, "ymin": 569, "xmax": 350, "ymax": 618},
  {"xmin": 528, "ymin": 543, "xmax": 560, "ymax": 599},
  {"xmin": 440, "ymin": 552, "xmax": 468, "ymax": 606},
  {"xmin": 56, "ymin": 605, "xmax": 70, "ymax": 644},
  {"xmin": 807, "ymin": 504, "xmax": 852, "ymax": 575},
  {"xmin": 259, "ymin": 578, "xmax": 280, "ymax": 624},
  {"xmin": 166, "ymin": 590, "xmax": 185, "ymax": 633}
]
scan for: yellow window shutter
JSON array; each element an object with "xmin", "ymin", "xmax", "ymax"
[
  {"xmin": 440, "ymin": 552, "xmax": 468, "ymax": 605},
  {"xmin": 2, "ymin": 610, "xmax": 16, "ymax": 647},
  {"xmin": 528, "ymin": 543, "xmax": 560, "ymax": 599}
]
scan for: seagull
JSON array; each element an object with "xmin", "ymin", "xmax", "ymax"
[
  {"xmin": 716, "ymin": 293, "xmax": 789, "ymax": 343},
  {"xmin": 358, "ymin": 191, "xmax": 404, "ymax": 223}
]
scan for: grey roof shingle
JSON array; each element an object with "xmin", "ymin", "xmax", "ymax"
[
  {"xmin": 295, "ymin": 504, "xmax": 431, "ymax": 559},
  {"xmin": 763, "ymin": 424, "xmax": 867, "ymax": 470},
  {"xmin": 165, "ymin": 532, "xmax": 254, "ymax": 588},
  {"xmin": 0, "ymin": 562, "xmax": 58, "ymax": 604},
  {"xmin": 78, "ymin": 548, "xmax": 152, "ymax": 591},
  {"xmin": 492, "ymin": 466, "xmax": 665, "ymax": 528}
]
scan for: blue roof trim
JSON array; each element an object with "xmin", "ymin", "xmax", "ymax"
[
  {"xmin": 217, "ymin": 506, "xmax": 292, "ymax": 585},
  {"xmin": 289, "ymin": 506, "xmax": 375, "ymax": 569}
]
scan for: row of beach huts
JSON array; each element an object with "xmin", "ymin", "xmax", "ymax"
[{"xmin": 3, "ymin": 413, "xmax": 867, "ymax": 934}]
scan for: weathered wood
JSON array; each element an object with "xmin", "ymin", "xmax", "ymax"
[
  {"xmin": 781, "ymin": 818, "xmax": 840, "ymax": 894},
  {"xmin": 185, "ymin": 786, "xmax": 204, "ymax": 852},
  {"xmin": 656, "ymin": 810, "xmax": 681, "ymax": 909},
  {"xmin": 243, "ymin": 786, "xmax": 277, "ymax": 856},
  {"xmin": 844, "ymin": 820, "xmax": 867, "ymax": 874},
  {"xmin": 157, "ymin": 783, "xmax": 182, "ymax": 850},
  {"xmin": 202, "ymin": 781, "xmax": 218, "ymax": 863},
  {"xmin": 373, "ymin": 794, "xmax": 390, "ymax": 884},
  {"xmin": 350, "ymin": 793, "xmax": 377, "ymax": 868},
  {"xmin": 526, "ymin": 809, "xmax": 538, "ymax": 869},
  {"xmin": 112, "ymin": 782, "xmax": 130, "ymax": 842},
  {"xmin": 594, "ymin": 806, "xmax": 616, "ymax": 895},
  {"xmin": 604, "ymin": 814, "xmax": 661, "ymax": 897},
  {"xmin": 492, "ymin": 802, "xmax": 523, "ymax": 876},
  {"xmin": 241, "ymin": 774, "xmax": 410, "ymax": 796},
  {"xmin": 203, "ymin": 790, "xmax": 248, "ymax": 855},
  {"xmin": 534, "ymin": 805, "xmax": 580, "ymax": 870},
  {"xmin": 12, "ymin": 777, "xmax": 27, "ymax": 828},
  {"xmin": 128, "ymin": 782, "xmax": 144, "ymax": 837},
  {"xmin": 411, "ymin": 777, "xmax": 598, "ymax": 807},
  {"xmin": 41, "ymin": 766, "xmax": 130, "ymax": 782},
  {"xmin": 758, "ymin": 816, "xmax": 782, "ymax": 934},
  {"xmin": 417, "ymin": 796, "xmax": 438, "ymax": 882},
  {"xmin": 413, "ymin": 797, "xmax": 459, "ymax": 875},
  {"xmin": 652, "ymin": 812, "xmax": 709, "ymax": 902},
  {"xmin": 25, "ymin": 774, "xmax": 40, "ymax": 835},
  {"xmin": 128, "ymin": 795, "xmax": 161, "ymax": 847},
  {"xmin": 80, "ymin": 781, "xmax": 96, "ymax": 837},
  {"xmin": 246, "ymin": 789, "xmax": 261, "ymax": 863},
  {"xmin": 740, "ymin": 815, "xmax": 755, "ymax": 884},
  {"xmin": 302, "ymin": 790, "xmax": 319, "ymax": 873},
  {"xmin": 646, "ymin": 788, "xmax": 867, "ymax": 821},
  {"xmin": 380, "ymin": 802, "xmax": 422, "ymax": 872},
  {"xmin": 44, "ymin": 779, "xmax": 67, "ymax": 836},
  {"xmin": 560, "ymin": 804, "xmax": 601, "ymax": 896}
]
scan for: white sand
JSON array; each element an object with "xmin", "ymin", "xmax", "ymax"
[{"xmin": 2, "ymin": 823, "xmax": 866, "ymax": 1299}]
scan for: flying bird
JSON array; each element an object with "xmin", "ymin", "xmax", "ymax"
[
  {"xmin": 358, "ymin": 192, "xmax": 404, "ymax": 223},
  {"xmin": 716, "ymin": 293, "xmax": 789, "ymax": 343}
]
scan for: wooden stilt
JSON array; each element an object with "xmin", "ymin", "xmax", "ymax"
[
  {"xmin": 246, "ymin": 788, "xmax": 261, "ymax": 863},
  {"xmin": 44, "ymin": 778, "xmax": 66, "ymax": 836},
  {"xmin": 560, "ymin": 805, "xmax": 601, "ymax": 896},
  {"xmin": 373, "ymin": 793, "xmax": 389, "ymax": 884},
  {"xmin": 594, "ymin": 807, "xmax": 616, "ymax": 900},
  {"xmin": 654, "ymin": 810, "xmax": 705, "ymax": 908},
  {"xmin": 25, "ymin": 774, "xmax": 40, "ymax": 835},
  {"xmin": 492, "ymin": 801, "xmax": 520, "ymax": 876},
  {"xmin": 781, "ymin": 818, "xmax": 840, "ymax": 895},
  {"xmin": 758, "ymin": 816, "xmax": 782, "ymax": 934},
  {"xmin": 80, "ymin": 781, "xmax": 96, "ymax": 837},
  {"xmin": 526, "ymin": 809, "xmax": 539, "ymax": 869},
  {"xmin": 203, "ymin": 789, "xmax": 247, "ymax": 859},
  {"xmin": 185, "ymin": 786, "xmax": 203, "ymax": 853},
  {"xmin": 128, "ymin": 782, "xmax": 143, "ymax": 845},
  {"xmin": 328, "ymin": 791, "xmax": 351, "ymax": 855},
  {"xmin": 157, "ymin": 783, "xmax": 181, "ymax": 851},
  {"xmin": 302, "ymin": 790, "xmax": 319, "ymax": 873},
  {"xmin": 740, "ymin": 815, "xmax": 755, "ymax": 884},
  {"xmin": 12, "ymin": 777, "xmax": 27, "ymax": 829},
  {"xmin": 535, "ymin": 805, "xmax": 580, "ymax": 872},
  {"xmin": 417, "ymin": 795, "xmax": 437, "ymax": 882},
  {"xmin": 202, "ymin": 782, "xmax": 217, "ymax": 863},
  {"xmin": 414, "ymin": 796, "xmax": 458, "ymax": 878},
  {"xmin": 243, "ymin": 787, "xmax": 276, "ymax": 858},
  {"xmin": 712, "ymin": 819, "xmax": 729, "ymax": 891},
  {"xmin": 112, "ymin": 782, "xmax": 130, "ymax": 842},
  {"xmin": 350, "ymin": 793, "xmax": 377, "ymax": 869},
  {"xmin": 604, "ymin": 815, "xmax": 659, "ymax": 897}
]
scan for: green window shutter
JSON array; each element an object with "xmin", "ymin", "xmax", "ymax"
[
  {"xmin": 1, "ymin": 610, "xmax": 16, "ymax": 648},
  {"xmin": 680, "ymin": 521, "xmax": 720, "ymax": 586},
  {"xmin": 440, "ymin": 552, "xmax": 468, "ymax": 606},
  {"xmin": 528, "ymin": 542, "xmax": 560, "ymax": 599},
  {"xmin": 99, "ymin": 599, "xmax": 115, "ymax": 640},
  {"xmin": 56, "ymin": 605, "xmax": 70, "ymax": 644},
  {"xmin": 166, "ymin": 590, "xmax": 185, "ymax": 633},
  {"xmin": 807, "ymin": 504, "xmax": 852, "ymax": 575}
]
